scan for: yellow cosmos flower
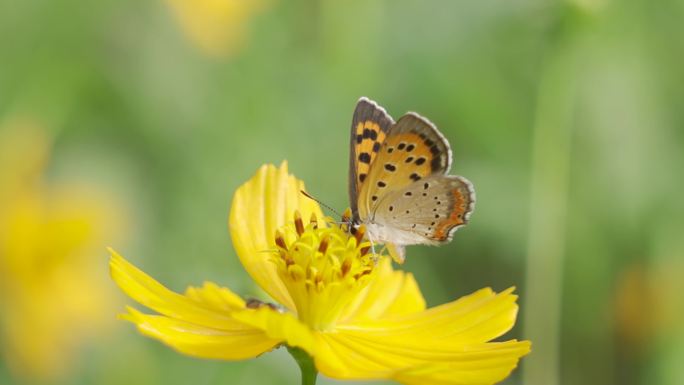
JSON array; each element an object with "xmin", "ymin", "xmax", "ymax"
[
  {"xmin": 166, "ymin": 0, "xmax": 271, "ymax": 57},
  {"xmin": 0, "ymin": 119, "xmax": 124, "ymax": 381},
  {"xmin": 110, "ymin": 162, "xmax": 530, "ymax": 384}
]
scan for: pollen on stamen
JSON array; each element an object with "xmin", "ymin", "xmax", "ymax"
[
  {"xmin": 318, "ymin": 235, "xmax": 329, "ymax": 254},
  {"xmin": 354, "ymin": 224, "xmax": 366, "ymax": 246},
  {"xmin": 274, "ymin": 229, "xmax": 288, "ymax": 249},
  {"xmin": 294, "ymin": 210, "xmax": 305, "ymax": 236},
  {"xmin": 353, "ymin": 269, "xmax": 372, "ymax": 280},
  {"xmin": 271, "ymin": 211, "xmax": 383, "ymax": 330},
  {"xmin": 274, "ymin": 229, "xmax": 294, "ymax": 265},
  {"xmin": 341, "ymin": 256, "xmax": 352, "ymax": 276},
  {"xmin": 341, "ymin": 207, "xmax": 352, "ymax": 232},
  {"xmin": 310, "ymin": 213, "xmax": 318, "ymax": 229}
]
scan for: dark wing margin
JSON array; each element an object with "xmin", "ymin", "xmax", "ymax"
[{"xmin": 348, "ymin": 97, "xmax": 394, "ymax": 220}]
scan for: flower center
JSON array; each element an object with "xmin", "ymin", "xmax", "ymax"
[{"xmin": 272, "ymin": 211, "xmax": 374, "ymax": 331}]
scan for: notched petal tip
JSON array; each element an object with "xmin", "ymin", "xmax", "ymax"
[{"xmin": 118, "ymin": 306, "xmax": 140, "ymax": 323}]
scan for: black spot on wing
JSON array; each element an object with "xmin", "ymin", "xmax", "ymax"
[
  {"xmin": 358, "ymin": 152, "xmax": 371, "ymax": 163},
  {"xmin": 384, "ymin": 163, "xmax": 396, "ymax": 172},
  {"xmin": 410, "ymin": 173, "xmax": 421, "ymax": 181},
  {"xmin": 415, "ymin": 157, "xmax": 426, "ymax": 165},
  {"xmin": 372, "ymin": 142, "xmax": 381, "ymax": 152},
  {"xmin": 359, "ymin": 173, "xmax": 367, "ymax": 182},
  {"xmin": 431, "ymin": 157, "xmax": 443, "ymax": 172},
  {"xmin": 363, "ymin": 128, "xmax": 378, "ymax": 140}
]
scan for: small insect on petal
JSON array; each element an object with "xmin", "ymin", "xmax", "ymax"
[
  {"xmin": 310, "ymin": 213, "xmax": 318, "ymax": 229},
  {"xmin": 245, "ymin": 298, "xmax": 278, "ymax": 311}
]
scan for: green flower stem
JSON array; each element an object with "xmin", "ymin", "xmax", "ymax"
[{"xmin": 287, "ymin": 346, "xmax": 318, "ymax": 385}]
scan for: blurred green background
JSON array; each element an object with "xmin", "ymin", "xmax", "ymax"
[{"xmin": 1, "ymin": 0, "xmax": 683, "ymax": 384}]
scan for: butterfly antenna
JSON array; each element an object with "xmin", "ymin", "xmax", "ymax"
[{"xmin": 300, "ymin": 190, "xmax": 344, "ymax": 218}]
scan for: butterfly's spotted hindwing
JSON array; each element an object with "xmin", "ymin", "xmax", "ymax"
[
  {"xmin": 372, "ymin": 174, "xmax": 475, "ymax": 242},
  {"xmin": 433, "ymin": 179, "xmax": 474, "ymax": 240}
]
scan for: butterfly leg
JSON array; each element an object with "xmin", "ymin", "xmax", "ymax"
[{"xmin": 370, "ymin": 241, "xmax": 389, "ymax": 264}]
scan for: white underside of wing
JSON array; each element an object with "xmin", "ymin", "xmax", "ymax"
[{"xmin": 364, "ymin": 222, "xmax": 439, "ymax": 247}]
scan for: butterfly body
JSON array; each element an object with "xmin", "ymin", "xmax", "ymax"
[{"xmin": 348, "ymin": 97, "xmax": 475, "ymax": 263}]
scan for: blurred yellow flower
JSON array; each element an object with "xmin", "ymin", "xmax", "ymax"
[
  {"xmin": 111, "ymin": 162, "xmax": 530, "ymax": 384},
  {"xmin": 0, "ymin": 119, "xmax": 124, "ymax": 381},
  {"xmin": 166, "ymin": 0, "xmax": 270, "ymax": 57},
  {"xmin": 615, "ymin": 261, "xmax": 684, "ymax": 355}
]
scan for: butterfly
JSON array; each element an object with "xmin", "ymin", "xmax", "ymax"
[{"xmin": 348, "ymin": 97, "xmax": 475, "ymax": 263}]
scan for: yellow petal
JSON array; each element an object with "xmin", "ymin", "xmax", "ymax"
[
  {"xmin": 394, "ymin": 341, "xmax": 531, "ymax": 385},
  {"xmin": 339, "ymin": 258, "xmax": 426, "ymax": 322},
  {"xmin": 314, "ymin": 288, "xmax": 529, "ymax": 382},
  {"xmin": 316, "ymin": 332, "xmax": 529, "ymax": 383},
  {"xmin": 110, "ymin": 249, "xmax": 282, "ymax": 358},
  {"xmin": 123, "ymin": 307, "xmax": 279, "ymax": 360},
  {"xmin": 228, "ymin": 162, "xmax": 323, "ymax": 311},
  {"xmin": 109, "ymin": 249, "xmax": 249, "ymax": 330},
  {"xmin": 342, "ymin": 287, "xmax": 520, "ymax": 345},
  {"xmin": 231, "ymin": 307, "xmax": 317, "ymax": 356},
  {"xmin": 184, "ymin": 282, "xmax": 246, "ymax": 311}
]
